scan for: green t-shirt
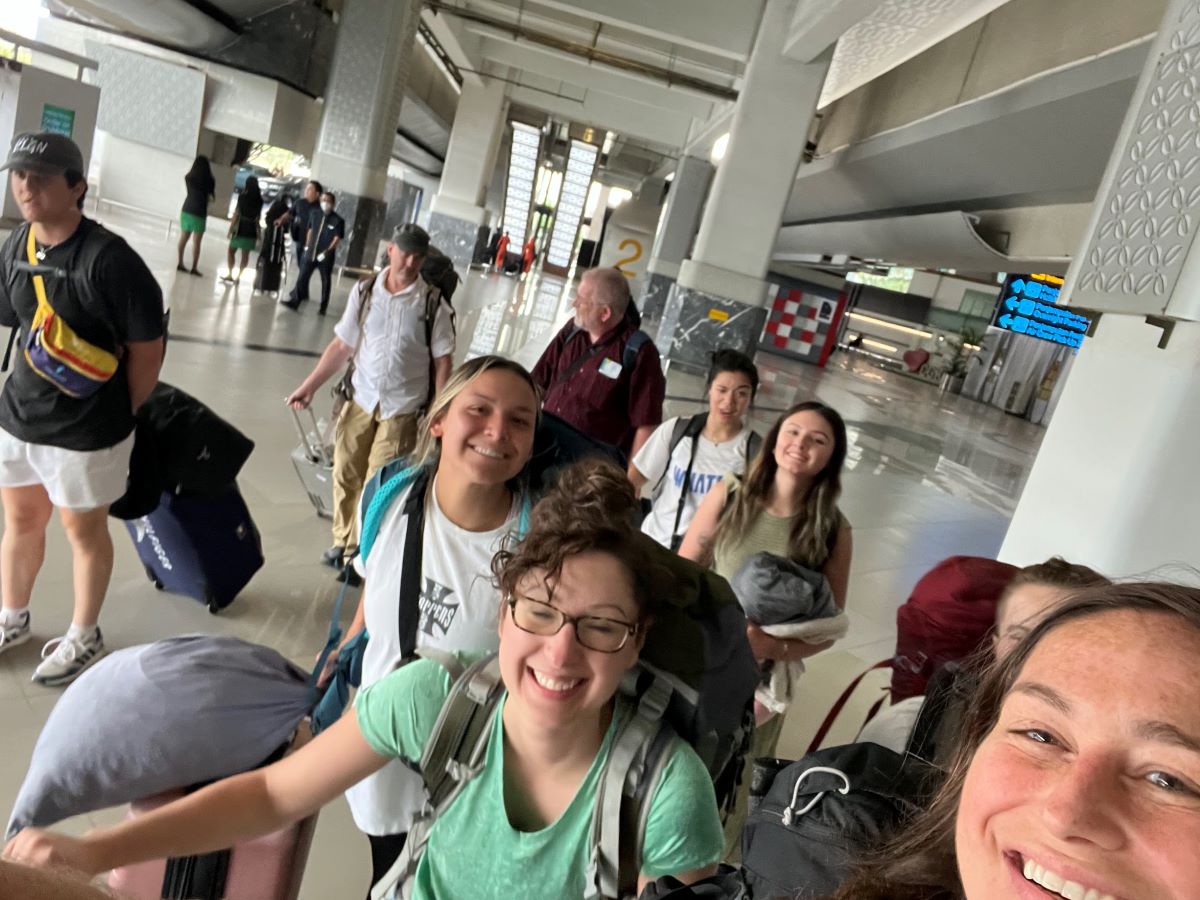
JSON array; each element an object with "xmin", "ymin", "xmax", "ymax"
[{"xmin": 355, "ymin": 656, "xmax": 723, "ymax": 899}]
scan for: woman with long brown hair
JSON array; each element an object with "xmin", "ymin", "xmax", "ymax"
[
  {"xmin": 833, "ymin": 580, "xmax": 1200, "ymax": 899},
  {"xmin": 679, "ymin": 399, "xmax": 852, "ymax": 855}
]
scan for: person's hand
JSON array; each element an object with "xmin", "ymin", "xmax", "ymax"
[
  {"xmin": 313, "ymin": 647, "xmax": 339, "ymax": 689},
  {"xmin": 4, "ymin": 828, "xmax": 102, "ymax": 877},
  {"xmin": 745, "ymin": 622, "xmax": 778, "ymax": 661},
  {"xmin": 285, "ymin": 386, "xmax": 314, "ymax": 410}
]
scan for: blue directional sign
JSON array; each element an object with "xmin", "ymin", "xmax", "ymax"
[{"xmin": 992, "ymin": 274, "xmax": 1089, "ymax": 350}]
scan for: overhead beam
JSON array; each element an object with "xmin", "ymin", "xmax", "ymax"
[
  {"xmin": 525, "ymin": 0, "xmax": 764, "ymax": 62},
  {"xmin": 506, "ymin": 83, "xmax": 693, "ymax": 148},
  {"xmin": 476, "ymin": 35, "xmax": 720, "ymax": 118},
  {"xmin": 783, "ymin": 0, "xmax": 887, "ymax": 62},
  {"xmin": 424, "ymin": 0, "xmax": 738, "ymax": 102}
]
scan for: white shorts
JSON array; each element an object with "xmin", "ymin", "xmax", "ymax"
[{"xmin": 0, "ymin": 428, "xmax": 135, "ymax": 510}]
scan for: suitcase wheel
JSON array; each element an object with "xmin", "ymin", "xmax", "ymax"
[
  {"xmin": 144, "ymin": 565, "xmax": 164, "ymax": 591},
  {"xmin": 206, "ymin": 590, "xmax": 223, "ymax": 615}
]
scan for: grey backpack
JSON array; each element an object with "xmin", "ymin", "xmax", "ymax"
[{"xmin": 373, "ymin": 545, "xmax": 759, "ymax": 900}]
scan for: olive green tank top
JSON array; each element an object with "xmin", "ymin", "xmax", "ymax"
[{"xmin": 712, "ymin": 473, "xmax": 847, "ymax": 581}]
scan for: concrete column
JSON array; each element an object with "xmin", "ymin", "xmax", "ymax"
[
  {"xmin": 999, "ymin": 0, "xmax": 1200, "ymax": 576},
  {"xmin": 428, "ymin": 78, "xmax": 508, "ymax": 271},
  {"xmin": 585, "ymin": 185, "xmax": 611, "ymax": 242},
  {"xmin": 642, "ymin": 155, "xmax": 714, "ymax": 320},
  {"xmin": 658, "ymin": 0, "xmax": 830, "ymax": 368},
  {"xmin": 311, "ymin": 0, "xmax": 419, "ymax": 268}
]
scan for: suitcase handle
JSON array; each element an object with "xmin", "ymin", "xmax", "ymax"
[{"xmin": 291, "ymin": 407, "xmax": 333, "ymax": 466}]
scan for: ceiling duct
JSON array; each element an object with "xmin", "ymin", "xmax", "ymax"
[
  {"xmin": 50, "ymin": 0, "xmax": 239, "ymax": 51},
  {"xmin": 773, "ymin": 211, "xmax": 1071, "ymax": 275}
]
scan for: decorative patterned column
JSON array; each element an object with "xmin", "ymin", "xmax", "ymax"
[
  {"xmin": 311, "ymin": 0, "xmax": 419, "ymax": 269},
  {"xmin": 999, "ymin": 0, "xmax": 1200, "ymax": 576}
]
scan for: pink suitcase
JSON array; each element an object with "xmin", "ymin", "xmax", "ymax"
[{"xmin": 107, "ymin": 790, "xmax": 317, "ymax": 899}]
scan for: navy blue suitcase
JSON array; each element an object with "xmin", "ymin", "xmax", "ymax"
[{"xmin": 127, "ymin": 488, "xmax": 264, "ymax": 613}]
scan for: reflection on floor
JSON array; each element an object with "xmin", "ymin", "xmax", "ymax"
[{"xmin": 0, "ymin": 207, "xmax": 1045, "ymax": 897}]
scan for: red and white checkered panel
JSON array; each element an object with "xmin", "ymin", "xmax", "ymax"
[{"xmin": 760, "ymin": 286, "xmax": 844, "ymax": 366}]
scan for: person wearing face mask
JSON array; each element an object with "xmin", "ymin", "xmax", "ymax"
[
  {"xmin": 285, "ymin": 224, "xmax": 453, "ymax": 580},
  {"xmin": 282, "ymin": 190, "xmax": 344, "ymax": 315}
]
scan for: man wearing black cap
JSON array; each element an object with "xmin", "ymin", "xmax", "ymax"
[
  {"xmin": 0, "ymin": 132, "xmax": 164, "ymax": 686},
  {"xmin": 285, "ymin": 224, "xmax": 454, "ymax": 578}
]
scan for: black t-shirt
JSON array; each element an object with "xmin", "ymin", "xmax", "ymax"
[
  {"xmin": 0, "ymin": 218, "xmax": 165, "ymax": 451},
  {"xmin": 308, "ymin": 211, "xmax": 345, "ymax": 256},
  {"xmin": 233, "ymin": 193, "xmax": 263, "ymax": 240},
  {"xmin": 290, "ymin": 198, "xmax": 318, "ymax": 243},
  {"xmin": 181, "ymin": 171, "xmax": 214, "ymax": 217}
]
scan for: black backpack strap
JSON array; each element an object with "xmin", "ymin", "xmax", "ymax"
[
  {"xmin": 669, "ymin": 414, "xmax": 708, "ymax": 540},
  {"xmin": 744, "ymin": 430, "xmax": 762, "ymax": 469},
  {"xmin": 397, "ymin": 467, "xmax": 432, "ymax": 660},
  {"xmin": 421, "ymin": 283, "xmax": 452, "ymax": 413}
]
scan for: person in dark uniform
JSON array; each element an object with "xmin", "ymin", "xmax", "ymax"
[
  {"xmin": 176, "ymin": 155, "xmax": 214, "ymax": 276},
  {"xmin": 282, "ymin": 191, "xmax": 344, "ymax": 315},
  {"xmin": 276, "ymin": 179, "xmax": 321, "ymax": 275},
  {"xmin": 222, "ymin": 175, "xmax": 262, "ymax": 284},
  {"xmin": 0, "ymin": 132, "xmax": 165, "ymax": 687}
]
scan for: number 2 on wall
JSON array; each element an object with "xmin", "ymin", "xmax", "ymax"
[{"xmin": 614, "ymin": 238, "xmax": 643, "ymax": 277}]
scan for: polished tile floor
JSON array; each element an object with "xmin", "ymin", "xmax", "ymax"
[{"xmin": 0, "ymin": 207, "xmax": 1045, "ymax": 896}]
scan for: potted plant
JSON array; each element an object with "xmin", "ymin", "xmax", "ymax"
[{"xmin": 938, "ymin": 326, "xmax": 984, "ymax": 394}]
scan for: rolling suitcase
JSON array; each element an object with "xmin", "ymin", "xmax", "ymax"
[
  {"xmin": 127, "ymin": 486, "xmax": 264, "ymax": 613},
  {"xmin": 290, "ymin": 408, "xmax": 334, "ymax": 519},
  {"xmin": 255, "ymin": 224, "xmax": 286, "ymax": 296},
  {"xmin": 108, "ymin": 728, "xmax": 318, "ymax": 900}
]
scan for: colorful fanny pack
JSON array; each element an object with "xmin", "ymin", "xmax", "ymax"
[{"xmin": 23, "ymin": 227, "xmax": 119, "ymax": 398}]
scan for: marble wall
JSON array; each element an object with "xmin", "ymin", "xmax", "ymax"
[
  {"xmin": 659, "ymin": 284, "xmax": 769, "ymax": 371},
  {"xmin": 428, "ymin": 211, "xmax": 481, "ymax": 276},
  {"xmin": 640, "ymin": 272, "xmax": 676, "ymax": 323}
]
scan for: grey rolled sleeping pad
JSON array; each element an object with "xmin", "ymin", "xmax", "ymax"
[
  {"xmin": 729, "ymin": 551, "xmax": 838, "ymax": 626},
  {"xmin": 6, "ymin": 634, "xmax": 312, "ymax": 839}
]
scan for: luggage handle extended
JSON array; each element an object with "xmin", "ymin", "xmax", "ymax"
[{"xmin": 291, "ymin": 407, "xmax": 333, "ymax": 467}]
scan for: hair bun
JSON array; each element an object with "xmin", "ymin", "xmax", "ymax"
[{"xmin": 530, "ymin": 458, "xmax": 639, "ymax": 535}]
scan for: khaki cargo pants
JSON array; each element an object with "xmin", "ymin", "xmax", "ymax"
[{"xmin": 332, "ymin": 400, "xmax": 419, "ymax": 552}]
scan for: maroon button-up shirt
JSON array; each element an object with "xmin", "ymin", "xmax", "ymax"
[{"xmin": 531, "ymin": 318, "xmax": 666, "ymax": 455}]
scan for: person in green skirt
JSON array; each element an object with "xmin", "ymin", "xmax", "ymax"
[
  {"xmin": 223, "ymin": 175, "xmax": 263, "ymax": 283},
  {"xmin": 176, "ymin": 155, "xmax": 214, "ymax": 276}
]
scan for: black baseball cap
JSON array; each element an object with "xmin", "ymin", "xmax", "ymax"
[
  {"xmin": 1, "ymin": 132, "xmax": 85, "ymax": 174},
  {"xmin": 390, "ymin": 223, "xmax": 430, "ymax": 255}
]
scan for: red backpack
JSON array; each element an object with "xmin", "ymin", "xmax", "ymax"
[{"xmin": 808, "ymin": 555, "xmax": 1018, "ymax": 752}]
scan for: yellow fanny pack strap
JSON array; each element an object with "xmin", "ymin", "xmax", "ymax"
[{"xmin": 25, "ymin": 228, "xmax": 52, "ymax": 328}]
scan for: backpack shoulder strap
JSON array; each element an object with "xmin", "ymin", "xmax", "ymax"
[
  {"xmin": 588, "ymin": 670, "xmax": 676, "ymax": 900},
  {"xmin": 621, "ymin": 330, "xmax": 650, "ymax": 372},
  {"xmin": 665, "ymin": 414, "xmax": 708, "ymax": 538},
  {"xmin": 744, "ymin": 430, "xmax": 762, "ymax": 468},
  {"xmin": 359, "ymin": 461, "xmax": 428, "ymax": 564},
  {"xmin": 371, "ymin": 653, "xmax": 504, "ymax": 900}
]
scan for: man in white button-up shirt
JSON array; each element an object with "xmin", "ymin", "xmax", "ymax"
[{"xmin": 285, "ymin": 224, "xmax": 454, "ymax": 577}]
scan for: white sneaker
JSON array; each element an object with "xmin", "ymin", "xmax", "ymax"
[
  {"xmin": 32, "ymin": 627, "xmax": 106, "ymax": 687},
  {"xmin": 0, "ymin": 610, "xmax": 31, "ymax": 656}
]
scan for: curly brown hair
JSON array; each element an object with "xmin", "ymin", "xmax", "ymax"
[{"xmin": 492, "ymin": 458, "xmax": 665, "ymax": 624}]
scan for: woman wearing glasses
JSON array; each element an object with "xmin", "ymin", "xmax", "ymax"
[{"xmin": 5, "ymin": 459, "xmax": 723, "ymax": 897}]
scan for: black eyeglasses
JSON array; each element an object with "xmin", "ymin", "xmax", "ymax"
[{"xmin": 507, "ymin": 595, "xmax": 638, "ymax": 653}]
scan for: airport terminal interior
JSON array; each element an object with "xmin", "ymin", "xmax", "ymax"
[{"xmin": 1, "ymin": 0, "xmax": 1198, "ymax": 897}]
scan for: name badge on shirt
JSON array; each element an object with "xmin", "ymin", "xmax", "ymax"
[{"xmin": 598, "ymin": 358, "xmax": 623, "ymax": 380}]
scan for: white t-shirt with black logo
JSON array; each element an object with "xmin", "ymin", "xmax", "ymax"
[
  {"xmin": 634, "ymin": 416, "xmax": 754, "ymax": 549},
  {"xmin": 346, "ymin": 476, "xmax": 518, "ymax": 836}
]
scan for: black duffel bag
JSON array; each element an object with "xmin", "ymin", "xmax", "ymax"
[{"xmin": 740, "ymin": 742, "xmax": 937, "ymax": 899}]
